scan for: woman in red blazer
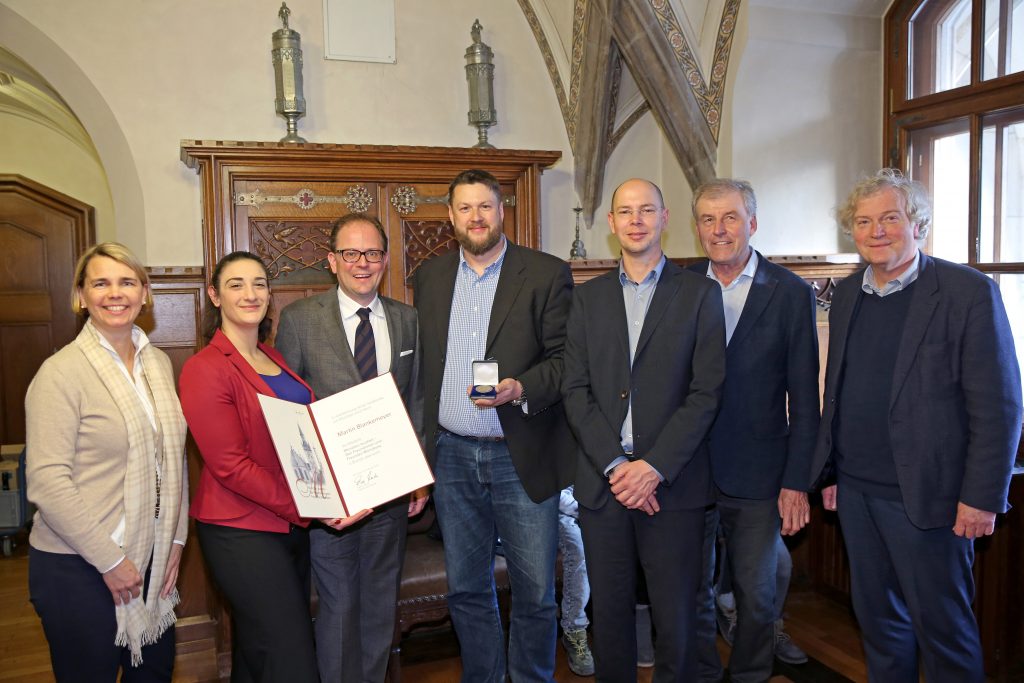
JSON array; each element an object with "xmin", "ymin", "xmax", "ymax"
[{"xmin": 180, "ymin": 251, "xmax": 368, "ymax": 682}]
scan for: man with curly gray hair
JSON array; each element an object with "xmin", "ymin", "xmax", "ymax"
[{"xmin": 810, "ymin": 169, "xmax": 1022, "ymax": 683}]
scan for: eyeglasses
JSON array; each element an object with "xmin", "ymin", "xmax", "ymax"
[
  {"xmin": 614, "ymin": 207, "xmax": 660, "ymax": 218},
  {"xmin": 334, "ymin": 249, "xmax": 386, "ymax": 263}
]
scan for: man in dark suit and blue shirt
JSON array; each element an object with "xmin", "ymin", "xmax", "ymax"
[
  {"xmin": 687, "ymin": 179, "xmax": 819, "ymax": 683},
  {"xmin": 811, "ymin": 169, "xmax": 1022, "ymax": 683},
  {"xmin": 562, "ymin": 178, "xmax": 726, "ymax": 682},
  {"xmin": 412, "ymin": 169, "xmax": 576, "ymax": 683},
  {"xmin": 275, "ymin": 213, "xmax": 428, "ymax": 683}
]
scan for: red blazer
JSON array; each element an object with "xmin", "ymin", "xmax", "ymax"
[{"xmin": 180, "ymin": 330, "xmax": 314, "ymax": 533}]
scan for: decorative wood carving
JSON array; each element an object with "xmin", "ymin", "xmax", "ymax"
[
  {"xmin": 180, "ymin": 141, "xmax": 561, "ymax": 310},
  {"xmin": 249, "ymin": 219, "xmax": 334, "ymax": 283},
  {"xmin": 402, "ymin": 220, "xmax": 458, "ymax": 284}
]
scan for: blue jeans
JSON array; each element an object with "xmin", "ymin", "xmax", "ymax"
[
  {"xmin": 714, "ymin": 493, "xmax": 781, "ymax": 683},
  {"xmin": 696, "ymin": 506, "xmax": 724, "ymax": 682},
  {"xmin": 433, "ymin": 431, "xmax": 559, "ymax": 683},
  {"xmin": 558, "ymin": 485, "xmax": 590, "ymax": 632}
]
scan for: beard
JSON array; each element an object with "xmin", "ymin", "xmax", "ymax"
[{"xmin": 455, "ymin": 223, "xmax": 503, "ymax": 256}]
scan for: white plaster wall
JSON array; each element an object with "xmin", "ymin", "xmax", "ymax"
[
  {"xmin": 590, "ymin": 112, "xmax": 701, "ymax": 260},
  {"xmin": 721, "ymin": 3, "xmax": 883, "ymax": 256},
  {"xmin": 0, "ymin": 0, "xmax": 574, "ymax": 265},
  {"xmin": 0, "ymin": 115, "xmax": 116, "ymax": 239}
]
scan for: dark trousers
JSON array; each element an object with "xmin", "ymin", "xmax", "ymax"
[
  {"xmin": 29, "ymin": 547, "xmax": 175, "ymax": 683},
  {"xmin": 310, "ymin": 510, "xmax": 407, "ymax": 683},
  {"xmin": 195, "ymin": 522, "xmax": 318, "ymax": 683},
  {"xmin": 580, "ymin": 502, "xmax": 704, "ymax": 683},
  {"xmin": 837, "ymin": 486, "xmax": 983, "ymax": 683}
]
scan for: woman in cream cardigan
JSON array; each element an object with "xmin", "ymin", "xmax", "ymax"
[{"xmin": 25, "ymin": 242, "xmax": 188, "ymax": 682}]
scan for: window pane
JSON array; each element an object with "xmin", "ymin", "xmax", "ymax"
[
  {"xmin": 983, "ymin": 0, "xmax": 1024, "ymax": 80},
  {"xmin": 910, "ymin": 0, "xmax": 973, "ymax": 98},
  {"xmin": 990, "ymin": 273, "xmax": 1024, "ymax": 385},
  {"xmin": 981, "ymin": 108, "xmax": 1024, "ymax": 262},
  {"xmin": 908, "ymin": 119, "xmax": 971, "ymax": 263}
]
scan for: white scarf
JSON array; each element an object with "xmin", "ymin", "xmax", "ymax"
[{"xmin": 74, "ymin": 320, "xmax": 186, "ymax": 665}]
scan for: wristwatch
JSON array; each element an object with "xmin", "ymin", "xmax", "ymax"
[{"xmin": 509, "ymin": 380, "xmax": 526, "ymax": 407}]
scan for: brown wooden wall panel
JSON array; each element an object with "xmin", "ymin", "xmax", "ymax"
[{"xmin": 138, "ymin": 268, "xmax": 219, "ymax": 672}]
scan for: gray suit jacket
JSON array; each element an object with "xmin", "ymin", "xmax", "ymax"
[{"xmin": 275, "ymin": 288, "xmax": 424, "ymax": 517}]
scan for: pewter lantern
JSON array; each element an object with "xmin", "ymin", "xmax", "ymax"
[
  {"xmin": 272, "ymin": 2, "xmax": 307, "ymax": 143},
  {"xmin": 465, "ymin": 19, "xmax": 497, "ymax": 149}
]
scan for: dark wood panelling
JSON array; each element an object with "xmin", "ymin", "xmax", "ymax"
[{"xmin": 138, "ymin": 268, "xmax": 218, "ymax": 675}]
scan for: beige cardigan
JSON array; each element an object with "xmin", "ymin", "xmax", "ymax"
[{"xmin": 25, "ymin": 342, "xmax": 189, "ymax": 572}]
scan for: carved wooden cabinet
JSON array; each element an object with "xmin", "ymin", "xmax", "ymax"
[
  {"xmin": 177, "ymin": 140, "xmax": 560, "ymax": 677},
  {"xmin": 181, "ymin": 141, "xmax": 560, "ymax": 316}
]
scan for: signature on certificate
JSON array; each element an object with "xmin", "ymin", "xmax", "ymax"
[{"xmin": 353, "ymin": 470, "xmax": 380, "ymax": 490}]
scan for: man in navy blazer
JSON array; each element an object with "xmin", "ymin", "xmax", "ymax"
[
  {"xmin": 810, "ymin": 169, "xmax": 1022, "ymax": 683},
  {"xmin": 563, "ymin": 178, "xmax": 726, "ymax": 681},
  {"xmin": 276, "ymin": 213, "xmax": 426, "ymax": 683},
  {"xmin": 687, "ymin": 179, "xmax": 819, "ymax": 682}
]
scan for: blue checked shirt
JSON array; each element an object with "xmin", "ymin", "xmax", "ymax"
[{"xmin": 438, "ymin": 241, "xmax": 507, "ymax": 438}]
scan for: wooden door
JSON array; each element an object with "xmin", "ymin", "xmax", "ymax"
[{"xmin": 0, "ymin": 175, "xmax": 93, "ymax": 445}]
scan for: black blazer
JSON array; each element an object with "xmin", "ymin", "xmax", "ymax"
[
  {"xmin": 412, "ymin": 242, "xmax": 576, "ymax": 503},
  {"xmin": 686, "ymin": 254, "xmax": 819, "ymax": 499},
  {"xmin": 562, "ymin": 259, "xmax": 727, "ymax": 511},
  {"xmin": 810, "ymin": 253, "xmax": 1023, "ymax": 528}
]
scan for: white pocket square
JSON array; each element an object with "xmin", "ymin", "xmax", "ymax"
[{"xmin": 400, "ymin": 349, "xmax": 414, "ymax": 357}]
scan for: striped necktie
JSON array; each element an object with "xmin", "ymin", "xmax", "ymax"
[{"xmin": 354, "ymin": 307, "xmax": 377, "ymax": 382}]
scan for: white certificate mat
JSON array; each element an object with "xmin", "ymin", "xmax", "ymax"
[{"xmin": 258, "ymin": 373, "xmax": 433, "ymax": 518}]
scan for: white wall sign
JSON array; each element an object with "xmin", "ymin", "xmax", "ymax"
[{"xmin": 323, "ymin": 0, "xmax": 396, "ymax": 63}]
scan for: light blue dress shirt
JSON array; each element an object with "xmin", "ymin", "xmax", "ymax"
[
  {"xmin": 438, "ymin": 239, "xmax": 507, "ymax": 438},
  {"xmin": 706, "ymin": 250, "xmax": 758, "ymax": 345},
  {"xmin": 605, "ymin": 256, "xmax": 667, "ymax": 480},
  {"xmin": 861, "ymin": 250, "xmax": 921, "ymax": 297}
]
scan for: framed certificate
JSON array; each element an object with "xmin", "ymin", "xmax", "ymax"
[{"xmin": 258, "ymin": 373, "xmax": 433, "ymax": 518}]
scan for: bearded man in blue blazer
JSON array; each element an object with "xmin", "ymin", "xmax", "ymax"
[{"xmin": 810, "ymin": 169, "xmax": 1022, "ymax": 683}]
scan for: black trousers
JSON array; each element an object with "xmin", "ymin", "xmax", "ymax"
[
  {"xmin": 195, "ymin": 522, "xmax": 318, "ymax": 683},
  {"xmin": 29, "ymin": 547, "xmax": 175, "ymax": 683},
  {"xmin": 580, "ymin": 502, "xmax": 705, "ymax": 683}
]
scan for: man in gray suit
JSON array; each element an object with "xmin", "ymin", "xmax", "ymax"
[{"xmin": 276, "ymin": 213, "xmax": 427, "ymax": 683}]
